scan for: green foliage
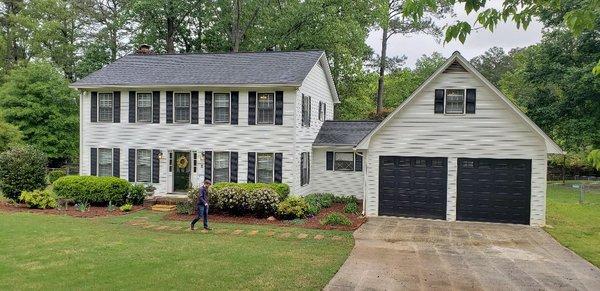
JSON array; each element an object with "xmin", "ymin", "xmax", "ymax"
[
  {"xmin": 333, "ymin": 195, "xmax": 359, "ymax": 204},
  {"xmin": 305, "ymin": 193, "xmax": 334, "ymax": 210},
  {"xmin": 0, "ymin": 145, "xmax": 48, "ymax": 200},
  {"xmin": 47, "ymin": 169, "xmax": 67, "ymax": 184},
  {"xmin": 107, "ymin": 201, "xmax": 117, "ymax": 212},
  {"xmin": 320, "ymin": 212, "xmax": 352, "ymax": 226},
  {"xmin": 0, "ymin": 116, "xmax": 23, "ymax": 153},
  {"xmin": 0, "ymin": 61, "xmax": 79, "ymax": 163},
  {"xmin": 470, "ymin": 47, "xmax": 520, "ymax": 87},
  {"xmin": 211, "ymin": 182, "xmax": 290, "ymax": 201},
  {"xmin": 120, "ymin": 203, "xmax": 133, "ymax": 212},
  {"xmin": 176, "ymin": 201, "xmax": 194, "ymax": 215},
  {"xmin": 587, "ymin": 150, "xmax": 600, "ymax": 171},
  {"xmin": 210, "ymin": 186, "xmax": 280, "ymax": 217},
  {"xmin": 344, "ymin": 201, "xmax": 359, "ymax": 214},
  {"xmin": 19, "ymin": 189, "xmax": 58, "ymax": 209},
  {"xmin": 75, "ymin": 201, "xmax": 89, "ymax": 212},
  {"xmin": 277, "ymin": 196, "xmax": 309, "ymax": 220},
  {"xmin": 128, "ymin": 184, "xmax": 147, "ymax": 205},
  {"xmin": 52, "ymin": 176, "xmax": 132, "ymax": 205}
]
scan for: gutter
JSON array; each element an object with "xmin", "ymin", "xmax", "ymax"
[{"xmin": 70, "ymin": 83, "xmax": 302, "ymax": 90}]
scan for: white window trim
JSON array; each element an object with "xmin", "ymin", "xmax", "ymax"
[
  {"xmin": 173, "ymin": 92, "xmax": 192, "ymax": 123},
  {"xmin": 212, "ymin": 151, "xmax": 231, "ymax": 183},
  {"xmin": 97, "ymin": 92, "xmax": 114, "ymax": 123},
  {"xmin": 212, "ymin": 92, "xmax": 232, "ymax": 124},
  {"xmin": 444, "ymin": 88, "xmax": 466, "ymax": 115},
  {"xmin": 97, "ymin": 148, "xmax": 114, "ymax": 177},
  {"xmin": 135, "ymin": 149, "xmax": 153, "ymax": 183},
  {"xmin": 136, "ymin": 92, "xmax": 153, "ymax": 123},
  {"xmin": 256, "ymin": 92, "xmax": 276, "ymax": 125},
  {"xmin": 333, "ymin": 152, "xmax": 355, "ymax": 172},
  {"xmin": 256, "ymin": 152, "xmax": 275, "ymax": 183}
]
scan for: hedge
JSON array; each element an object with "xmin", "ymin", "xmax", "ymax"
[
  {"xmin": 53, "ymin": 175, "xmax": 140, "ymax": 205},
  {"xmin": 210, "ymin": 186, "xmax": 280, "ymax": 217},
  {"xmin": 210, "ymin": 182, "xmax": 289, "ymax": 200}
]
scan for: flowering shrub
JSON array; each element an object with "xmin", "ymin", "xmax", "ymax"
[
  {"xmin": 248, "ymin": 188, "xmax": 279, "ymax": 217},
  {"xmin": 211, "ymin": 182, "xmax": 289, "ymax": 200},
  {"xmin": 209, "ymin": 186, "xmax": 280, "ymax": 216}
]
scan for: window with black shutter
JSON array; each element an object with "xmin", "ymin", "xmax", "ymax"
[
  {"xmin": 301, "ymin": 152, "xmax": 310, "ymax": 186},
  {"xmin": 204, "ymin": 91, "xmax": 212, "ymax": 124},
  {"xmin": 166, "ymin": 91, "xmax": 174, "ymax": 123},
  {"xmin": 248, "ymin": 91, "xmax": 256, "ymax": 125},
  {"xmin": 231, "ymin": 91, "xmax": 239, "ymax": 125},
  {"xmin": 326, "ymin": 151, "xmax": 334, "ymax": 170},
  {"xmin": 152, "ymin": 91, "xmax": 160, "ymax": 123},
  {"xmin": 247, "ymin": 152, "xmax": 256, "ymax": 182},
  {"xmin": 191, "ymin": 91, "xmax": 199, "ymax": 124}
]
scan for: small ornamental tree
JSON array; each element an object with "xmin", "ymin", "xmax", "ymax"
[{"xmin": 0, "ymin": 145, "xmax": 48, "ymax": 200}]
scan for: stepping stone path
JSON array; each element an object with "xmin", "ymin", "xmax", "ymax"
[
  {"xmin": 314, "ymin": 234, "xmax": 325, "ymax": 240},
  {"xmin": 155, "ymin": 226, "xmax": 169, "ymax": 230},
  {"xmin": 266, "ymin": 231, "xmax": 275, "ymax": 237},
  {"xmin": 216, "ymin": 229, "xmax": 228, "ymax": 234},
  {"xmin": 297, "ymin": 233, "xmax": 308, "ymax": 239},
  {"xmin": 233, "ymin": 229, "xmax": 244, "ymax": 235},
  {"xmin": 279, "ymin": 232, "xmax": 291, "ymax": 238},
  {"xmin": 332, "ymin": 236, "xmax": 343, "ymax": 241},
  {"xmin": 248, "ymin": 230, "xmax": 258, "ymax": 236}
]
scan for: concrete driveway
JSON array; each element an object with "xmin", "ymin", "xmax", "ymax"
[{"xmin": 326, "ymin": 217, "xmax": 600, "ymax": 290}]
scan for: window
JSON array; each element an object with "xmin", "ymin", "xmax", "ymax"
[
  {"xmin": 257, "ymin": 153, "xmax": 274, "ymax": 183},
  {"xmin": 98, "ymin": 93, "xmax": 114, "ymax": 122},
  {"xmin": 445, "ymin": 89, "xmax": 465, "ymax": 114},
  {"xmin": 137, "ymin": 93, "xmax": 152, "ymax": 122},
  {"xmin": 301, "ymin": 152, "xmax": 310, "ymax": 186},
  {"xmin": 334, "ymin": 152, "xmax": 354, "ymax": 171},
  {"xmin": 301, "ymin": 95, "xmax": 310, "ymax": 127},
  {"xmin": 213, "ymin": 152, "xmax": 230, "ymax": 183},
  {"xmin": 136, "ymin": 149, "xmax": 152, "ymax": 182},
  {"xmin": 257, "ymin": 93, "xmax": 275, "ymax": 124},
  {"xmin": 98, "ymin": 148, "xmax": 113, "ymax": 176},
  {"xmin": 213, "ymin": 93, "xmax": 230, "ymax": 123},
  {"xmin": 174, "ymin": 93, "xmax": 191, "ymax": 122}
]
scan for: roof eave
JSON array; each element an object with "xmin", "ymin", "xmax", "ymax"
[
  {"xmin": 312, "ymin": 144, "xmax": 357, "ymax": 148},
  {"xmin": 69, "ymin": 83, "xmax": 303, "ymax": 90}
]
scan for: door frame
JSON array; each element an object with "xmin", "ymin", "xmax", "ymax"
[{"xmin": 171, "ymin": 150, "xmax": 192, "ymax": 193}]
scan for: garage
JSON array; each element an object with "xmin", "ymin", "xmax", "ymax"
[
  {"xmin": 457, "ymin": 158, "xmax": 532, "ymax": 224},
  {"xmin": 379, "ymin": 156, "xmax": 447, "ymax": 219}
]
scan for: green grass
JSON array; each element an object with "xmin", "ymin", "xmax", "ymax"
[
  {"xmin": 545, "ymin": 182, "xmax": 600, "ymax": 267},
  {"xmin": 0, "ymin": 211, "xmax": 353, "ymax": 290}
]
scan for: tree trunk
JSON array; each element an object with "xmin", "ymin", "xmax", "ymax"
[
  {"xmin": 376, "ymin": 26, "xmax": 388, "ymax": 114},
  {"xmin": 231, "ymin": 0, "xmax": 241, "ymax": 52},
  {"xmin": 166, "ymin": 0, "xmax": 175, "ymax": 53}
]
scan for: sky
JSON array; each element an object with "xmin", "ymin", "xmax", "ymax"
[{"xmin": 366, "ymin": 1, "xmax": 545, "ymax": 67}]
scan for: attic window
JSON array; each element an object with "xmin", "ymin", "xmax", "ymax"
[
  {"xmin": 445, "ymin": 89, "xmax": 465, "ymax": 114},
  {"xmin": 443, "ymin": 61, "xmax": 467, "ymax": 73}
]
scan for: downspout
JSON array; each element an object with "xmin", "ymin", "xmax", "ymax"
[
  {"xmin": 354, "ymin": 149, "xmax": 367, "ymax": 216},
  {"xmin": 79, "ymin": 90, "xmax": 84, "ymax": 175}
]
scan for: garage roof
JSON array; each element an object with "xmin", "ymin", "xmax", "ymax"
[{"xmin": 314, "ymin": 121, "xmax": 380, "ymax": 146}]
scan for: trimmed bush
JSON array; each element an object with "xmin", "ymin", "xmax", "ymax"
[
  {"xmin": 334, "ymin": 195, "xmax": 358, "ymax": 204},
  {"xmin": 19, "ymin": 189, "xmax": 58, "ymax": 209},
  {"xmin": 53, "ymin": 175, "xmax": 131, "ymax": 205},
  {"xmin": 247, "ymin": 188, "xmax": 280, "ymax": 217},
  {"xmin": 128, "ymin": 184, "xmax": 147, "ymax": 205},
  {"xmin": 176, "ymin": 201, "xmax": 195, "ymax": 215},
  {"xmin": 211, "ymin": 182, "xmax": 289, "ymax": 200},
  {"xmin": 47, "ymin": 169, "xmax": 67, "ymax": 184},
  {"xmin": 0, "ymin": 145, "xmax": 47, "ymax": 200},
  {"xmin": 277, "ymin": 196, "xmax": 309, "ymax": 219},
  {"xmin": 320, "ymin": 212, "xmax": 352, "ymax": 226},
  {"xmin": 120, "ymin": 203, "xmax": 133, "ymax": 212},
  {"xmin": 210, "ymin": 186, "xmax": 280, "ymax": 217},
  {"xmin": 344, "ymin": 201, "xmax": 359, "ymax": 214}
]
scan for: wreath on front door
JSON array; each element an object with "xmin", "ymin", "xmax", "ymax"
[{"xmin": 177, "ymin": 155, "xmax": 189, "ymax": 169}]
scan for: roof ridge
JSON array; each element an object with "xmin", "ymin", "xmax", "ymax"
[
  {"xmin": 324, "ymin": 120, "xmax": 380, "ymax": 123},
  {"xmin": 125, "ymin": 50, "xmax": 324, "ymax": 57}
]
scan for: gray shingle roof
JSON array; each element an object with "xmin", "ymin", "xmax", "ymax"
[
  {"xmin": 71, "ymin": 50, "xmax": 324, "ymax": 87},
  {"xmin": 314, "ymin": 121, "xmax": 380, "ymax": 146}
]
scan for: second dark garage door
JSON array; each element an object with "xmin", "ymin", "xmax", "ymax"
[
  {"xmin": 457, "ymin": 158, "xmax": 532, "ymax": 224},
  {"xmin": 379, "ymin": 156, "xmax": 447, "ymax": 219}
]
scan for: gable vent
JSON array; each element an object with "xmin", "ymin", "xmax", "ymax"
[{"xmin": 443, "ymin": 61, "xmax": 467, "ymax": 73}]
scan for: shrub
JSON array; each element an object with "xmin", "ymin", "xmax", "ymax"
[
  {"xmin": 53, "ymin": 175, "xmax": 131, "ymax": 205},
  {"xmin": 176, "ymin": 201, "xmax": 195, "ymax": 215},
  {"xmin": 320, "ymin": 212, "xmax": 352, "ymax": 226},
  {"xmin": 47, "ymin": 169, "xmax": 67, "ymax": 184},
  {"xmin": 334, "ymin": 195, "xmax": 358, "ymax": 204},
  {"xmin": 120, "ymin": 203, "xmax": 133, "ymax": 212},
  {"xmin": 75, "ymin": 201, "xmax": 89, "ymax": 212},
  {"xmin": 0, "ymin": 145, "xmax": 47, "ymax": 200},
  {"xmin": 305, "ymin": 193, "xmax": 336, "ymax": 215},
  {"xmin": 344, "ymin": 201, "xmax": 359, "ymax": 214},
  {"xmin": 107, "ymin": 201, "xmax": 117, "ymax": 212},
  {"xmin": 19, "ymin": 189, "xmax": 58, "ymax": 209},
  {"xmin": 277, "ymin": 196, "xmax": 309, "ymax": 219},
  {"xmin": 128, "ymin": 184, "xmax": 147, "ymax": 205},
  {"xmin": 188, "ymin": 187, "xmax": 199, "ymax": 203},
  {"xmin": 247, "ymin": 188, "xmax": 280, "ymax": 217},
  {"xmin": 211, "ymin": 182, "xmax": 289, "ymax": 200},
  {"xmin": 209, "ymin": 186, "xmax": 281, "ymax": 216}
]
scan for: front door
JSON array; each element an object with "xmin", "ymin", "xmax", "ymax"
[{"xmin": 173, "ymin": 151, "xmax": 191, "ymax": 192}]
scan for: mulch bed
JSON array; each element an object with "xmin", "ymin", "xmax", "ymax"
[
  {"xmin": 165, "ymin": 202, "xmax": 367, "ymax": 231},
  {"xmin": 0, "ymin": 202, "xmax": 144, "ymax": 218}
]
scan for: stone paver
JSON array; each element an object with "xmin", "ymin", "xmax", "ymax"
[
  {"xmin": 266, "ymin": 231, "xmax": 275, "ymax": 237},
  {"xmin": 232, "ymin": 229, "xmax": 243, "ymax": 235},
  {"xmin": 297, "ymin": 233, "xmax": 308, "ymax": 239},
  {"xmin": 280, "ymin": 232, "xmax": 291, "ymax": 238},
  {"xmin": 314, "ymin": 234, "xmax": 325, "ymax": 240},
  {"xmin": 248, "ymin": 230, "xmax": 258, "ymax": 236},
  {"xmin": 325, "ymin": 217, "xmax": 600, "ymax": 291}
]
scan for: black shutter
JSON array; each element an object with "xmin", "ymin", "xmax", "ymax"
[
  {"xmin": 166, "ymin": 91, "xmax": 174, "ymax": 123},
  {"xmin": 434, "ymin": 89, "xmax": 445, "ymax": 113},
  {"xmin": 248, "ymin": 91, "xmax": 256, "ymax": 125},
  {"xmin": 319, "ymin": 102, "xmax": 323, "ymax": 120},
  {"xmin": 204, "ymin": 91, "xmax": 212, "ymax": 124},
  {"xmin": 300, "ymin": 153, "xmax": 305, "ymax": 186},
  {"xmin": 231, "ymin": 91, "xmax": 239, "ymax": 125},
  {"xmin": 191, "ymin": 91, "xmax": 199, "ymax": 124},
  {"xmin": 129, "ymin": 91, "xmax": 136, "ymax": 123},
  {"xmin": 274, "ymin": 153, "xmax": 283, "ymax": 183},
  {"xmin": 204, "ymin": 151, "xmax": 212, "ymax": 181},
  {"xmin": 308, "ymin": 96, "xmax": 311, "ymax": 127},
  {"xmin": 128, "ymin": 149, "xmax": 135, "ymax": 182},
  {"xmin": 275, "ymin": 91, "xmax": 283, "ymax": 125},
  {"xmin": 152, "ymin": 149, "xmax": 160, "ymax": 183},
  {"xmin": 113, "ymin": 148, "xmax": 120, "ymax": 177},
  {"xmin": 307, "ymin": 152, "xmax": 310, "ymax": 184},
  {"xmin": 324, "ymin": 103, "xmax": 327, "ymax": 120},
  {"xmin": 326, "ymin": 151, "xmax": 334, "ymax": 170},
  {"xmin": 90, "ymin": 148, "xmax": 98, "ymax": 176},
  {"xmin": 113, "ymin": 91, "xmax": 120, "ymax": 123},
  {"xmin": 91, "ymin": 92, "xmax": 97, "ymax": 122},
  {"xmin": 247, "ymin": 152, "xmax": 256, "ymax": 182},
  {"xmin": 152, "ymin": 91, "xmax": 160, "ymax": 123},
  {"xmin": 230, "ymin": 152, "xmax": 238, "ymax": 182},
  {"xmin": 355, "ymin": 152, "xmax": 363, "ymax": 172},
  {"xmin": 466, "ymin": 88, "xmax": 476, "ymax": 114}
]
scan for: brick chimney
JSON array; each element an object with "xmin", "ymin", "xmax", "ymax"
[{"xmin": 136, "ymin": 44, "xmax": 153, "ymax": 55}]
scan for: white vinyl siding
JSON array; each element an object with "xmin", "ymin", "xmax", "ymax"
[
  {"xmin": 311, "ymin": 148, "xmax": 364, "ymax": 197},
  {"xmin": 257, "ymin": 93, "xmax": 275, "ymax": 124},
  {"xmin": 98, "ymin": 93, "xmax": 113, "ymax": 122},
  {"xmin": 213, "ymin": 152, "xmax": 230, "ymax": 183},
  {"xmin": 174, "ymin": 93, "xmax": 191, "ymax": 123},
  {"xmin": 98, "ymin": 148, "xmax": 113, "ymax": 176},
  {"xmin": 136, "ymin": 93, "xmax": 152, "ymax": 122},
  {"xmin": 136, "ymin": 149, "xmax": 152, "ymax": 182},
  {"xmin": 213, "ymin": 93, "xmax": 230, "ymax": 123},
  {"xmin": 257, "ymin": 153, "xmax": 274, "ymax": 183}
]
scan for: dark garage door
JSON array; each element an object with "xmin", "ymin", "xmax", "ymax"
[
  {"xmin": 457, "ymin": 158, "xmax": 532, "ymax": 224},
  {"xmin": 379, "ymin": 156, "xmax": 447, "ymax": 219}
]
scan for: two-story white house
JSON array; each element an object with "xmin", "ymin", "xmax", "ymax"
[{"xmin": 72, "ymin": 50, "xmax": 562, "ymax": 226}]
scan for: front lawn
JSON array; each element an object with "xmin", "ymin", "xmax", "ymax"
[
  {"xmin": 545, "ymin": 182, "xmax": 600, "ymax": 267},
  {"xmin": 0, "ymin": 211, "xmax": 353, "ymax": 290}
]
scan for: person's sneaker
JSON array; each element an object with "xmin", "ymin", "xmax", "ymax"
[
  {"xmin": 190, "ymin": 224, "xmax": 195, "ymax": 231},
  {"xmin": 204, "ymin": 227, "xmax": 212, "ymax": 230}
]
